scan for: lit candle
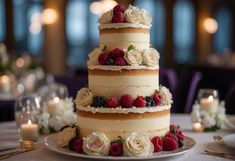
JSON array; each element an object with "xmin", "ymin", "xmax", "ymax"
[
  {"xmin": 21, "ymin": 120, "xmax": 39, "ymax": 141},
  {"xmin": 200, "ymin": 95, "xmax": 219, "ymax": 114},
  {"xmin": 192, "ymin": 122, "xmax": 204, "ymax": 132},
  {"xmin": 47, "ymin": 97, "xmax": 60, "ymax": 114},
  {"xmin": 0, "ymin": 75, "xmax": 11, "ymax": 93}
]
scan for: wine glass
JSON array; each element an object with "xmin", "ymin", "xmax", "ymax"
[{"xmin": 15, "ymin": 94, "xmax": 41, "ymax": 130}]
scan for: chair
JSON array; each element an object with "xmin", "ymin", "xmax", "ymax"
[
  {"xmin": 225, "ymin": 83, "xmax": 235, "ymax": 114},
  {"xmin": 160, "ymin": 68, "xmax": 178, "ymax": 96},
  {"xmin": 173, "ymin": 69, "xmax": 202, "ymax": 113}
]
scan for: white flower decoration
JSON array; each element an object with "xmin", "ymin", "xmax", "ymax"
[
  {"xmin": 49, "ymin": 115, "xmax": 64, "ymax": 132},
  {"xmin": 57, "ymin": 127, "xmax": 76, "ymax": 147},
  {"xmin": 87, "ymin": 48, "xmax": 102, "ymax": 66},
  {"xmin": 76, "ymin": 88, "xmax": 93, "ymax": 107},
  {"xmin": 99, "ymin": 10, "xmax": 113, "ymax": 24},
  {"xmin": 140, "ymin": 9, "xmax": 152, "ymax": 25},
  {"xmin": 124, "ymin": 50, "xmax": 142, "ymax": 66},
  {"xmin": 142, "ymin": 48, "xmax": 160, "ymax": 66},
  {"xmin": 158, "ymin": 86, "xmax": 173, "ymax": 104},
  {"xmin": 201, "ymin": 114, "xmax": 216, "ymax": 128},
  {"xmin": 39, "ymin": 112, "xmax": 50, "ymax": 128},
  {"xmin": 124, "ymin": 132, "xmax": 153, "ymax": 157},
  {"xmin": 62, "ymin": 111, "xmax": 77, "ymax": 125},
  {"xmin": 83, "ymin": 132, "xmax": 111, "ymax": 156}
]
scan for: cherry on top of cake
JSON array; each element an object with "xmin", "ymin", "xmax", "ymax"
[{"xmin": 99, "ymin": 4, "xmax": 152, "ymax": 27}]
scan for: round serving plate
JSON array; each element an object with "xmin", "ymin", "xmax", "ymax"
[
  {"xmin": 44, "ymin": 133, "xmax": 196, "ymax": 160},
  {"xmin": 223, "ymin": 134, "xmax": 235, "ymax": 149}
]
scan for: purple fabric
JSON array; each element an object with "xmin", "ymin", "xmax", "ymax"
[
  {"xmin": 225, "ymin": 83, "xmax": 235, "ymax": 114},
  {"xmin": 184, "ymin": 72, "xmax": 202, "ymax": 113},
  {"xmin": 160, "ymin": 68, "xmax": 178, "ymax": 96}
]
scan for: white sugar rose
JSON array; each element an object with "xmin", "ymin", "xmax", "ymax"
[
  {"xmin": 76, "ymin": 88, "xmax": 93, "ymax": 106},
  {"xmin": 57, "ymin": 127, "xmax": 76, "ymax": 147},
  {"xmin": 83, "ymin": 132, "xmax": 110, "ymax": 156},
  {"xmin": 87, "ymin": 48, "xmax": 102, "ymax": 66},
  {"xmin": 124, "ymin": 132, "xmax": 154, "ymax": 157},
  {"xmin": 124, "ymin": 50, "xmax": 142, "ymax": 66},
  {"xmin": 142, "ymin": 48, "xmax": 160, "ymax": 66},
  {"xmin": 99, "ymin": 10, "xmax": 113, "ymax": 24},
  {"xmin": 124, "ymin": 5, "xmax": 143, "ymax": 24},
  {"xmin": 140, "ymin": 9, "xmax": 152, "ymax": 25},
  {"xmin": 159, "ymin": 86, "xmax": 173, "ymax": 104}
]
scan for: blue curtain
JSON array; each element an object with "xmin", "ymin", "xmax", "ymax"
[{"xmin": 0, "ymin": 0, "xmax": 5, "ymax": 41}]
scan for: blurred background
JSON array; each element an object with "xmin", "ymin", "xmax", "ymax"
[{"xmin": 0, "ymin": 0, "xmax": 235, "ymax": 121}]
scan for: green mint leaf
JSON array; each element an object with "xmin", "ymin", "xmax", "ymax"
[
  {"xmin": 102, "ymin": 45, "xmax": 107, "ymax": 52},
  {"xmin": 150, "ymin": 44, "xmax": 154, "ymax": 48},
  {"xmin": 127, "ymin": 45, "xmax": 135, "ymax": 51},
  {"xmin": 111, "ymin": 136, "xmax": 125, "ymax": 144}
]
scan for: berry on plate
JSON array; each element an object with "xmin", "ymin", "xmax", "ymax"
[
  {"xmin": 106, "ymin": 98, "xmax": 119, "ymax": 108},
  {"xmin": 151, "ymin": 136, "xmax": 163, "ymax": 152},
  {"xmin": 175, "ymin": 129, "xmax": 184, "ymax": 141},
  {"xmin": 74, "ymin": 137, "xmax": 83, "ymax": 153},
  {"xmin": 109, "ymin": 143, "xmax": 123, "ymax": 156},
  {"xmin": 133, "ymin": 96, "xmax": 146, "ymax": 107},
  {"xmin": 163, "ymin": 137, "xmax": 178, "ymax": 151},
  {"xmin": 164, "ymin": 132, "xmax": 178, "ymax": 143},
  {"xmin": 119, "ymin": 94, "xmax": 133, "ymax": 108}
]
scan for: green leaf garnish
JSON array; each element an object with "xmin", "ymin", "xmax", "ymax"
[
  {"xmin": 111, "ymin": 136, "xmax": 125, "ymax": 144},
  {"xmin": 150, "ymin": 44, "xmax": 154, "ymax": 48},
  {"xmin": 102, "ymin": 45, "xmax": 107, "ymax": 52},
  {"xmin": 204, "ymin": 125, "xmax": 220, "ymax": 132},
  {"xmin": 127, "ymin": 45, "xmax": 136, "ymax": 51}
]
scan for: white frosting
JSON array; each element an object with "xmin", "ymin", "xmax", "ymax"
[
  {"xmin": 124, "ymin": 50, "xmax": 142, "ymax": 66},
  {"xmin": 123, "ymin": 132, "xmax": 154, "ymax": 156},
  {"xmin": 77, "ymin": 105, "xmax": 171, "ymax": 114},
  {"xmin": 88, "ymin": 65, "xmax": 159, "ymax": 71},
  {"xmin": 99, "ymin": 23, "xmax": 150, "ymax": 30},
  {"xmin": 83, "ymin": 132, "xmax": 111, "ymax": 156}
]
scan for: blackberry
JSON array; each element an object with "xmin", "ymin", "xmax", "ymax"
[
  {"xmin": 170, "ymin": 128, "xmax": 176, "ymax": 135},
  {"xmin": 91, "ymin": 96, "xmax": 106, "ymax": 107},
  {"xmin": 106, "ymin": 58, "xmax": 114, "ymax": 65},
  {"xmin": 178, "ymin": 140, "xmax": 184, "ymax": 148},
  {"xmin": 68, "ymin": 137, "xmax": 76, "ymax": 151},
  {"xmin": 145, "ymin": 96, "xmax": 155, "ymax": 107}
]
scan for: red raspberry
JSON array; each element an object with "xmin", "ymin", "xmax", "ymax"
[
  {"xmin": 74, "ymin": 138, "xmax": 83, "ymax": 153},
  {"xmin": 163, "ymin": 137, "xmax": 178, "ymax": 151},
  {"xmin": 153, "ymin": 93, "xmax": 162, "ymax": 105},
  {"xmin": 133, "ymin": 96, "xmax": 146, "ymax": 107},
  {"xmin": 120, "ymin": 94, "xmax": 133, "ymax": 108},
  {"xmin": 106, "ymin": 98, "xmax": 119, "ymax": 108},
  {"xmin": 113, "ymin": 4, "xmax": 125, "ymax": 14},
  {"xmin": 170, "ymin": 124, "xmax": 177, "ymax": 131},
  {"xmin": 114, "ymin": 57, "xmax": 127, "ymax": 66},
  {"xmin": 109, "ymin": 143, "xmax": 123, "ymax": 156},
  {"xmin": 175, "ymin": 130, "xmax": 184, "ymax": 141},
  {"xmin": 165, "ymin": 132, "xmax": 178, "ymax": 143},
  {"xmin": 109, "ymin": 48, "xmax": 125, "ymax": 59},
  {"xmin": 112, "ymin": 11, "xmax": 125, "ymax": 23},
  {"xmin": 98, "ymin": 52, "xmax": 109, "ymax": 65},
  {"xmin": 151, "ymin": 136, "xmax": 163, "ymax": 152}
]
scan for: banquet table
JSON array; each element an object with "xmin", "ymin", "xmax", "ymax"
[{"xmin": 0, "ymin": 114, "xmax": 235, "ymax": 161}]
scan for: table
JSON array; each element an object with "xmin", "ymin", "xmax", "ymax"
[{"xmin": 0, "ymin": 114, "xmax": 235, "ymax": 161}]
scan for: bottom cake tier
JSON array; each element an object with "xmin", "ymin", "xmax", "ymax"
[{"xmin": 76, "ymin": 105, "xmax": 170, "ymax": 140}]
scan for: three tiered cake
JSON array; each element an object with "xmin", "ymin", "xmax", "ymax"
[{"xmin": 58, "ymin": 4, "xmax": 184, "ymax": 157}]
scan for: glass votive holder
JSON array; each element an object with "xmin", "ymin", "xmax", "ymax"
[
  {"xmin": 192, "ymin": 122, "xmax": 204, "ymax": 132},
  {"xmin": 197, "ymin": 89, "xmax": 219, "ymax": 114},
  {"xmin": 19, "ymin": 112, "xmax": 39, "ymax": 142}
]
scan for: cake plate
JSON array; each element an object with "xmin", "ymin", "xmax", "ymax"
[{"xmin": 43, "ymin": 133, "xmax": 196, "ymax": 160}]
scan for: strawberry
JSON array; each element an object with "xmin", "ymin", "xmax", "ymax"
[
  {"xmin": 113, "ymin": 4, "xmax": 125, "ymax": 14},
  {"xmin": 163, "ymin": 137, "xmax": 178, "ymax": 151},
  {"xmin": 133, "ymin": 96, "xmax": 146, "ymax": 107},
  {"xmin": 115, "ymin": 57, "xmax": 127, "ymax": 66},
  {"xmin": 106, "ymin": 98, "xmax": 119, "ymax": 108},
  {"xmin": 175, "ymin": 129, "xmax": 184, "ymax": 141},
  {"xmin": 170, "ymin": 124, "xmax": 177, "ymax": 131},
  {"xmin": 109, "ymin": 143, "xmax": 123, "ymax": 156},
  {"xmin": 98, "ymin": 52, "xmax": 109, "ymax": 65},
  {"xmin": 153, "ymin": 93, "xmax": 162, "ymax": 105},
  {"xmin": 112, "ymin": 11, "xmax": 125, "ymax": 23},
  {"xmin": 120, "ymin": 94, "xmax": 133, "ymax": 108},
  {"xmin": 151, "ymin": 136, "xmax": 163, "ymax": 152}
]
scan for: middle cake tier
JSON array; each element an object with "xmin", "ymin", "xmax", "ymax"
[{"xmin": 88, "ymin": 66, "xmax": 159, "ymax": 98}]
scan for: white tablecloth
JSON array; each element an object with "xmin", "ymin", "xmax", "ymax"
[{"xmin": 0, "ymin": 114, "xmax": 235, "ymax": 161}]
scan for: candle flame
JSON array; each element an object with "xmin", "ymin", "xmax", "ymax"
[
  {"xmin": 208, "ymin": 95, "xmax": 213, "ymax": 101},
  {"xmin": 1, "ymin": 75, "xmax": 10, "ymax": 83},
  {"xmin": 53, "ymin": 97, "xmax": 60, "ymax": 103},
  {"xmin": 28, "ymin": 120, "xmax": 32, "ymax": 125}
]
